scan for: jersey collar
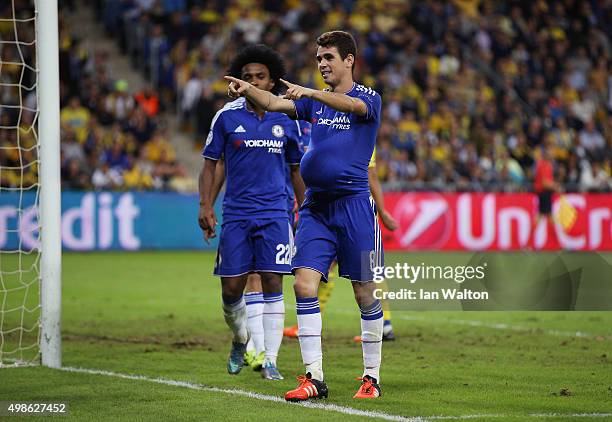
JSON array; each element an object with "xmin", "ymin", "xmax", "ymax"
[{"xmin": 243, "ymin": 98, "xmax": 269, "ymax": 120}]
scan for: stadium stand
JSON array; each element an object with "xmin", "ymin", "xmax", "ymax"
[
  {"xmin": 2, "ymin": 1, "xmax": 610, "ymax": 192},
  {"xmin": 98, "ymin": 0, "xmax": 610, "ymax": 193},
  {"xmin": 1, "ymin": 0, "xmax": 192, "ymax": 192}
]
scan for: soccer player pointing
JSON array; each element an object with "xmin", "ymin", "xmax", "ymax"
[
  {"xmin": 200, "ymin": 45, "xmax": 305, "ymax": 380},
  {"xmin": 226, "ymin": 31, "xmax": 384, "ymax": 400}
]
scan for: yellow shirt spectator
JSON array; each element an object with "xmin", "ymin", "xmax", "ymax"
[
  {"xmin": 431, "ymin": 142, "xmax": 451, "ymax": 163},
  {"xmin": 123, "ymin": 163, "xmax": 153, "ymax": 190},
  {"xmin": 61, "ymin": 98, "xmax": 91, "ymax": 144},
  {"xmin": 398, "ymin": 119, "xmax": 420, "ymax": 137},
  {"xmin": 144, "ymin": 135, "xmax": 176, "ymax": 163}
]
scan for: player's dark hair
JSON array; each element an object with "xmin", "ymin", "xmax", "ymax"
[
  {"xmin": 228, "ymin": 44, "xmax": 286, "ymax": 95},
  {"xmin": 316, "ymin": 31, "xmax": 357, "ymax": 72}
]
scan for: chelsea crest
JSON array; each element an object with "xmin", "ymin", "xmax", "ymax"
[{"xmin": 272, "ymin": 125, "xmax": 284, "ymax": 138}]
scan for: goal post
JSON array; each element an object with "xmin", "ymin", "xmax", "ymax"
[{"xmin": 36, "ymin": 0, "xmax": 61, "ymax": 368}]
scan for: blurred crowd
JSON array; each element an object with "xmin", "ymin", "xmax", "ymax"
[
  {"xmin": 99, "ymin": 0, "xmax": 611, "ymax": 192},
  {"xmin": 2, "ymin": 0, "xmax": 611, "ymax": 193},
  {"xmin": 56, "ymin": 7, "xmax": 195, "ymax": 192},
  {"xmin": 0, "ymin": 0, "xmax": 38, "ymax": 190},
  {"xmin": 1, "ymin": 0, "xmax": 193, "ymax": 192}
]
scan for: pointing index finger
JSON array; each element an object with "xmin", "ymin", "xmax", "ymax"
[
  {"xmin": 224, "ymin": 75, "xmax": 240, "ymax": 83},
  {"xmin": 279, "ymin": 78, "xmax": 292, "ymax": 87}
]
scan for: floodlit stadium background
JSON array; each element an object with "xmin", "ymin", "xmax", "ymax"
[
  {"xmin": 2, "ymin": 0, "xmax": 610, "ymax": 252},
  {"xmin": 1, "ymin": 2, "xmax": 612, "ymax": 420}
]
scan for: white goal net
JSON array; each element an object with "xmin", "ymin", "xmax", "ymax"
[{"xmin": 0, "ymin": 0, "xmax": 41, "ymax": 367}]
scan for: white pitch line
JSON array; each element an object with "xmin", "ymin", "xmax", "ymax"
[
  {"xmin": 56, "ymin": 366, "xmax": 611, "ymax": 421},
  {"xmin": 426, "ymin": 415, "xmax": 612, "ymax": 420},
  {"xmin": 58, "ymin": 366, "xmax": 413, "ymax": 421}
]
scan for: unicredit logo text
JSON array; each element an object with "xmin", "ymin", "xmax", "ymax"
[{"xmin": 388, "ymin": 193, "xmax": 611, "ymax": 251}]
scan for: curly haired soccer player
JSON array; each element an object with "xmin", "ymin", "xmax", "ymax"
[
  {"xmin": 209, "ymin": 123, "xmax": 311, "ymax": 373},
  {"xmin": 199, "ymin": 44, "xmax": 306, "ymax": 380},
  {"xmin": 226, "ymin": 31, "xmax": 385, "ymax": 400}
]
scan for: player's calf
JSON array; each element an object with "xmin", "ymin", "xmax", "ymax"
[
  {"xmin": 357, "ymin": 295, "xmax": 383, "ymax": 386},
  {"xmin": 221, "ymin": 292, "xmax": 249, "ymax": 375}
]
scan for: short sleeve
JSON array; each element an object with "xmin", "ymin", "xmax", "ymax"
[
  {"xmin": 202, "ymin": 109, "xmax": 227, "ymax": 160},
  {"xmin": 354, "ymin": 87, "xmax": 381, "ymax": 122},
  {"xmin": 285, "ymin": 120, "xmax": 305, "ymax": 164},
  {"xmin": 292, "ymin": 97, "xmax": 314, "ymax": 122}
]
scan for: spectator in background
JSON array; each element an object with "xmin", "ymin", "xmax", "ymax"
[
  {"xmin": 496, "ymin": 148, "xmax": 525, "ymax": 187},
  {"xmin": 92, "ymin": 162, "xmax": 123, "ymax": 190},
  {"xmin": 102, "ymin": 142, "xmax": 130, "ymax": 173},
  {"xmin": 126, "ymin": 107, "xmax": 156, "ymax": 144},
  {"xmin": 195, "ymin": 86, "xmax": 216, "ymax": 141},
  {"xmin": 147, "ymin": 24, "xmax": 171, "ymax": 89},
  {"xmin": 143, "ymin": 130, "xmax": 176, "ymax": 164},
  {"xmin": 60, "ymin": 97, "xmax": 91, "ymax": 143},
  {"xmin": 571, "ymin": 90, "xmax": 597, "ymax": 125},
  {"xmin": 104, "ymin": 80, "xmax": 134, "ymax": 123},
  {"xmin": 134, "ymin": 85, "xmax": 160, "ymax": 117},
  {"xmin": 123, "ymin": 155, "xmax": 154, "ymax": 191},
  {"xmin": 180, "ymin": 70, "xmax": 203, "ymax": 130},
  {"xmin": 62, "ymin": 159, "xmax": 91, "ymax": 190},
  {"xmin": 578, "ymin": 120, "xmax": 606, "ymax": 161},
  {"xmin": 60, "ymin": 129, "xmax": 86, "ymax": 166},
  {"xmin": 550, "ymin": 118, "xmax": 574, "ymax": 161},
  {"xmin": 580, "ymin": 160, "xmax": 611, "ymax": 192}
]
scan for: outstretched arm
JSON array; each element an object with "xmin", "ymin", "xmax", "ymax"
[
  {"xmin": 225, "ymin": 76, "xmax": 296, "ymax": 116},
  {"xmin": 281, "ymin": 79, "xmax": 368, "ymax": 116},
  {"xmin": 225, "ymin": 76, "xmax": 369, "ymax": 117}
]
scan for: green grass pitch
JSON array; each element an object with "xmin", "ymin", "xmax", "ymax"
[{"xmin": 1, "ymin": 252, "xmax": 611, "ymax": 421}]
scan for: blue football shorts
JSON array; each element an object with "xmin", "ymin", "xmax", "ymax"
[
  {"xmin": 291, "ymin": 194, "xmax": 383, "ymax": 282},
  {"xmin": 214, "ymin": 217, "xmax": 294, "ymax": 277}
]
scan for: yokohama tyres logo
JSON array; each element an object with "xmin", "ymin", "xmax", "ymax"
[{"xmin": 384, "ymin": 193, "xmax": 612, "ymax": 251}]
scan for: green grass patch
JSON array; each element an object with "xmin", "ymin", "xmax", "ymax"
[{"xmin": 1, "ymin": 252, "xmax": 611, "ymax": 421}]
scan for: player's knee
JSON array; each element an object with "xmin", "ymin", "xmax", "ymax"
[
  {"xmin": 293, "ymin": 279, "xmax": 310, "ymax": 297},
  {"xmin": 221, "ymin": 276, "xmax": 246, "ymax": 298},
  {"xmin": 221, "ymin": 284, "xmax": 242, "ymax": 299},
  {"xmin": 293, "ymin": 277, "xmax": 316, "ymax": 298},
  {"xmin": 293, "ymin": 268, "xmax": 321, "ymax": 297},
  {"xmin": 245, "ymin": 273, "xmax": 262, "ymax": 293}
]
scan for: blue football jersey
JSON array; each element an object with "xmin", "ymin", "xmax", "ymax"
[
  {"xmin": 293, "ymin": 83, "xmax": 381, "ymax": 197},
  {"xmin": 203, "ymin": 97, "xmax": 303, "ymax": 221}
]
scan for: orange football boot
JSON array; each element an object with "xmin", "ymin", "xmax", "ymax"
[
  {"xmin": 353, "ymin": 376, "xmax": 381, "ymax": 399},
  {"xmin": 284, "ymin": 373, "xmax": 328, "ymax": 402},
  {"xmin": 283, "ymin": 324, "xmax": 298, "ymax": 338}
]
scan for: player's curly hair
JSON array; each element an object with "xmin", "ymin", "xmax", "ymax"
[{"xmin": 228, "ymin": 44, "xmax": 286, "ymax": 95}]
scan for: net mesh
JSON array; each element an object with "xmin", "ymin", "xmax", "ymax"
[{"xmin": 0, "ymin": 0, "xmax": 40, "ymax": 367}]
